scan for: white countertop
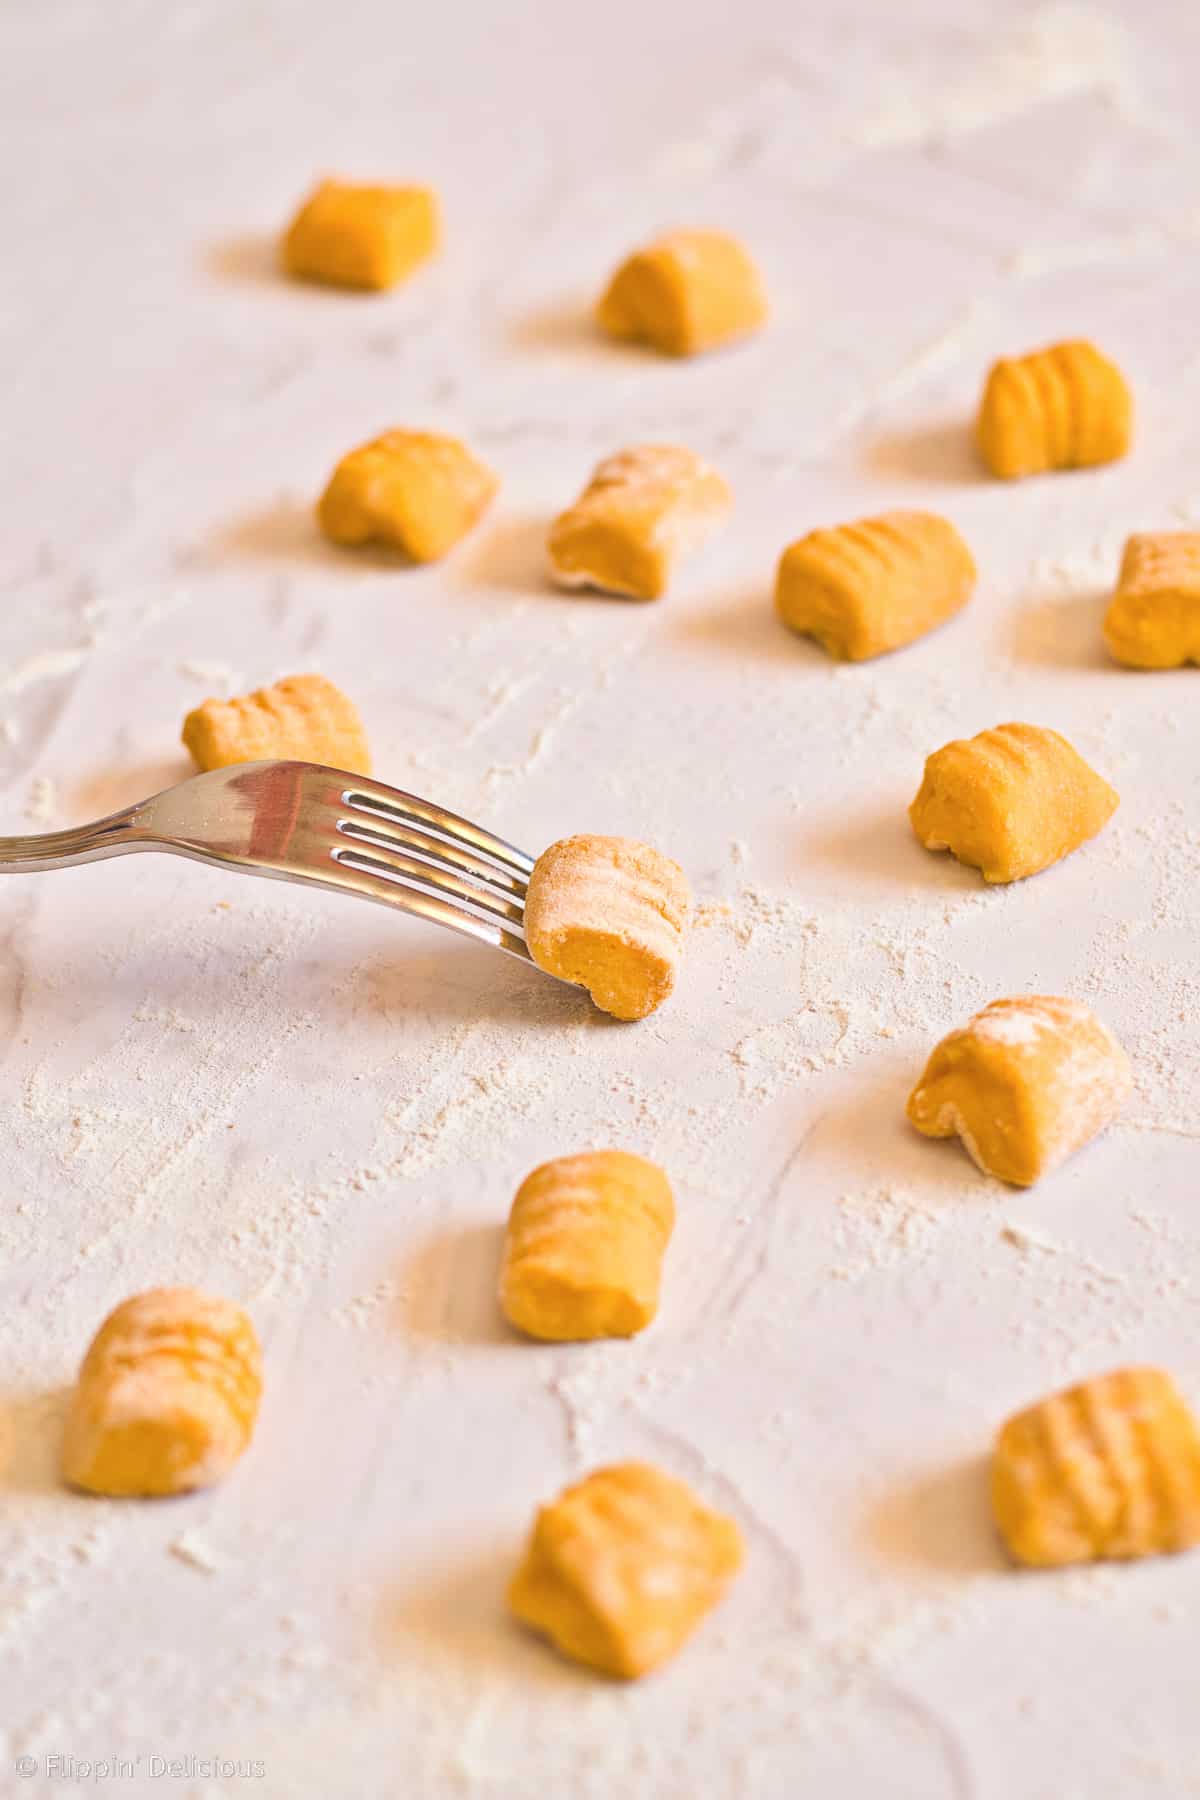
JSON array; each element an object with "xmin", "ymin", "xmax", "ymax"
[{"xmin": 3, "ymin": 2, "xmax": 1199, "ymax": 1795}]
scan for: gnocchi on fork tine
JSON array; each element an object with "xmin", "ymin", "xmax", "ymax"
[{"xmin": 0, "ymin": 763, "xmax": 690, "ymax": 1019}]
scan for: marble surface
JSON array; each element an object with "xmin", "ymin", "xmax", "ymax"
[{"xmin": 3, "ymin": 1, "xmax": 1200, "ymax": 1795}]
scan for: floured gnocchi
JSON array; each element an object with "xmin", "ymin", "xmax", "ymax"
[
  {"xmin": 993, "ymin": 1368, "xmax": 1200, "ymax": 1567},
  {"xmin": 182, "ymin": 673, "xmax": 370, "ymax": 774},
  {"xmin": 775, "ymin": 510, "xmax": 975, "ymax": 660},
  {"xmin": 1104, "ymin": 531, "xmax": 1200, "ymax": 669},
  {"xmin": 976, "ymin": 339, "xmax": 1132, "ymax": 479},
  {"xmin": 909, "ymin": 722, "xmax": 1118, "ymax": 883},
  {"xmin": 508, "ymin": 1461, "xmax": 743, "ymax": 1677},
  {"xmin": 597, "ymin": 229, "xmax": 767, "ymax": 357},
  {"xmin": 317, "ymin": 428, "xmax": 498, "ymax": 562},
  {"xmin": 523, "ymin": 834, "xmax": 690, "ymax": 1020},
  {"xmin": 907, "ymin": 995, "xmax": 1131, "ymax": 1186},
  {"xmin": 282, "ymin": 179, "xmax": 439, "ymax": 291},
  {"xmin": 500, "ymin": 1150, "xmax": 674, "ymax": 1341},
  {"xmin": 62, "ymin": 1288, "xmax": 262, "ymax": 1498},
  {"xmin": 547, "ymin": 445, "xmax": 730, "ymax": 600}
]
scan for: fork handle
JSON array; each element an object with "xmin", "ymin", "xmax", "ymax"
[{"xmin": 0, "ymin": 810, "xmax": 145, "ymax": 871}]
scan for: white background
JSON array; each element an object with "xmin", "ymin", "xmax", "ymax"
[{"xmin": 2, "ymin": 1, "xmax": 1199, "ymax": 1795}]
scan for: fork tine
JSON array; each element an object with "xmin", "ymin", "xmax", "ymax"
[
  {"xmin": 321, "ymin": 863, "xmax": 534, "ymax": 964},
  {"xmin": 334, "ymin": 813, "xmax": 527, "ymax": 903},
  {"xmin": 338, "ymin": 776, "xmax": 535, "ymax": 878},
  {"xmin": 330, "ymin": 839, "xmax": 527, "ymax": 931}
]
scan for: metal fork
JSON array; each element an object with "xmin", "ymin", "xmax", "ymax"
[{"xmin": 0, "ymin": 761, "xmax": 553, "ymax": 973}]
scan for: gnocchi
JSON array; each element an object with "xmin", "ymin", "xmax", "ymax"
[
  {"xmin": 907, "ymin": 995, "xmax": 1131, "ymax": 1187},
  {"xmin": 547, "ymin": 445, "xmax": 730, "ymax": 600},
  {"xmin": 508, "ymin": 1461, "xmax": 744, "ymax": 1678},
  {"xmin": 596, "ymin": 229, "xmax": 767, "ymax": 357},
  {"xmin": 909, "ymin": 721, "xmax": 1118, "ymax": 883},
  {"xmin": 993, "ymin": 1368, "xmax": 1200, "ymax": 1567},
  {"xmin": 61, "ymin": 1287, "xmax": 262, "ymax": 1498},
  {"xmin": 976, "ymin": 339, "xmax": 1132, "ymax": 480},
  {"xmin": 282, "ymin": 179, "xmax": 439, "ymax": 292},
  {"xmin": 523, "ymin": 834, "xmax": 691, "ymax": 1021},
  {"xmin": 1104, "ymin": 531, "xmax": 1200, "ymax": 669},
  {"xmin": 500, "ymin": 1150, "xmax": 675, "ymax": 1341},
  {"xmin": 182, "ymin": 673, "xmax": 370, "ymax": 774},
  {"xmin": 318, "ymin": 428, "xmax": 498, "ymax": 562},
  {"xmin": 775, "ymin": 510, "xmax": 975, "ymax": 661}
]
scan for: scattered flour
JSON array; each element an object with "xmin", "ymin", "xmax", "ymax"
[
  {"xmin": 734, "ymin": 1002, "xmax": 853, "ymax": 1100},
  {"xmin": 1, "ymin": 648, "xmax": 89, "ymax": 696},
  {"xmin": 23, "ymin": 776, "xmax": 57, "ymax": 823},
  {"xmin": 830, "ymin": 1186, "xmax": 942, "ymax": 1280},
  {"xmin": 169, "ymin": 1532, "xmax": 229, "ymax": 1574},
  {"xmin": 177, "ymin": 659, "xmax": 239, "ymax": 691}
]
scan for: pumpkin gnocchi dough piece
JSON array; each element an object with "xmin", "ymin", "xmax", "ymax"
[
  {"xmin": 976, "ymin": 339, "xmax": 1132, "ymax": 479},
  {"xmin": 774, "ymin": 510, "xmax": 975, "ymax": 661},
  {"xmin": 909, "ymin": 721, "xmax": 1118, "ymax": 883},
  {"xmin": 1104, "ymin": 531, "xmax": 1200, "ymax": 669},
  {"xmin": 281, "ymin": 179, "xmax": 439, "ymax": 291},
  {"xmin": 61, "ymin": 1287, "xmax": 262, "ymax": 1497},
  {"xmin": 508, "ymin": 1461, "xmax": 744, "ymax": 1678},
  {"xmin": 500, "ymin": 1150, "xmax": 675, "ymax": 1341},
  {"xmin": 523, "ymin": 834, "xmax": 691, "ymax": 1021},
  {"xmin": 992, "ymin": 1367, "xmax": 1200, "ymax": 1567},
  {"xmin": 182, "ymin": 673, "xmax": 370, "ymax": 774},
  {"xmin": 596, "ymin": 228, "xmax": 767, "ymax": 357},
  {"xmin": 317, "ymin": 428, "xmax": 498, "ymax": 562},
  {"xmin": 547, "ymin": 445, "xmax": 730, "ymax": 600},
  {"xmin": 907, "ymin": 995, "xmax": 1131, "ymax": 1187}
]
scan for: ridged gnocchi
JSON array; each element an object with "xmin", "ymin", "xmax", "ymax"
[
  {"xmin": 907, "ymin": 996, "xmax": 1131, "ymax": 1187},
  {"xmin": 909, "ymin": 722, "xmax": 1118, "ymax": 883},
  {"xmin": 976, "ymin": 339, "xmax": 1132, "ymax": 480},
  {"xmin": 1104, "ymin": 531, "xmax": 1200, "ymax": 669},
  {"xmin": 993, "ymin": 1368, "xmax": 1200, "ymax": 1567},
  {"xmin": 500, "ymin": 1150, "xmax": 675, "ymax": 1341},
  {"xmin": 775, "ymin": 510, "xmax": 975, "ymax": 661},
  {"xmin": 547, "ymin": 446, "xmax": 730, "ymax": 600},
  {"xmin": 318, "ymin": 428, "xmax": 498, "ymax": 562},
  {"xmin": 61, "ymin": 1287, "xmax": 262, "ymax": 1497},
  {"xmin": 596, "ymin": 229, "xmax": 767, "ymax": 357},
  {"xmin": 508, "ymin": 1461, "xmax": 744, "ymax": 1678},
  {"xmin": 523, "ymin": 834, "xmax": 691, "ymax": 1021},
  {"xmin": 182, "ymin": 673, "xmax": 370, "ymax": 775},
  {"xmin": 282, "ymin": 179, "xmax": 439, "ymax": 292}
]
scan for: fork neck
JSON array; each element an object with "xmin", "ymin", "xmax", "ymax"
[{"xmin": 0, "ymin": 806, "xmax": 146, "ymax": 871}]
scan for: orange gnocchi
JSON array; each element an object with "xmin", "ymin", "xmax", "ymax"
[
  {"xmin": 318, "ymin": 428, "xmax": 498, "ymax": 562},
  {"xmin": 1104, "ymin": 531, "xmax": 1200, "ymax": 669},
  {"xmin": 500, "ymin": 1150, "xmax": 675, "ymax": 1341},
  {"xmin": 508, "ymin": 1461, "xmax": 744, "ymax": 1677},
  {"xmin": 907, "ymin": 995, "xmax": 1131, "ymax": 1187},
  {"xmin": 523, "ymin": 834, "xmax": 691, "ymax": 1021},
  {"xmin": 547, "ymin": 446, "xmax": 730, "ymax": 600},
  {"xmin": 282, "ymin": 179, "xmax": 439, "ymax": 292},
  {"xmin": 976, "ymin": 339, "xmax": 1132, "ymax": 480},
  {"xmin": 182, "ymin": 673, "xmax": 370, "ymax": 774},
  {"xmin": 909, "ymin": 722, "xmax": 1118, "ymax": 883},
  {"xmin": 597, "ymin": 229, "xmax": 767, "ymax": 357},
  {"xmin": 993, "ymin": 1368, "xmax": 1200, "ymax": 1567},
  {"xmin": 62, "ymin": 1288, "xmax": 262, "ymax": 1498},
  {"xmin": 775, "ymin": 510, "xmax": 975, "ymax": 661}
]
